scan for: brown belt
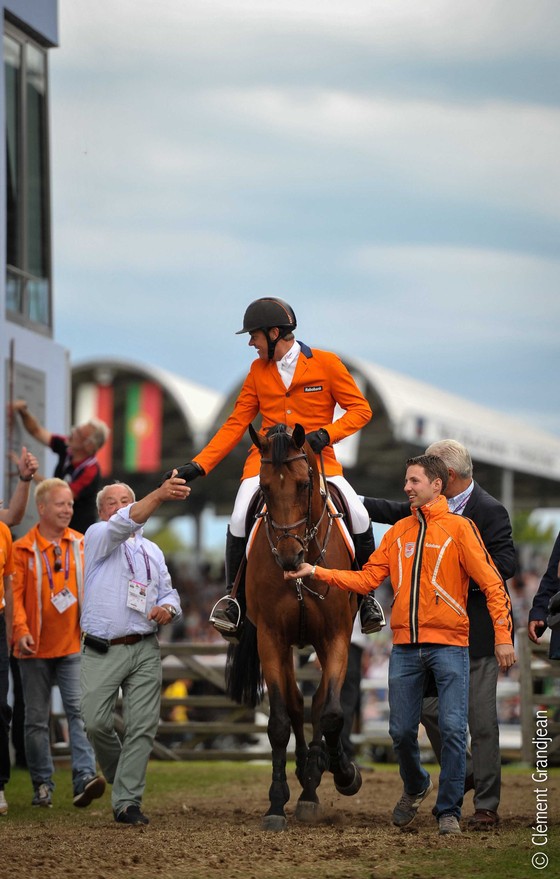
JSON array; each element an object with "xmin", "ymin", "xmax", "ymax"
[{"xmin": 109, "ymin": 633, "xmax": 154, "ymax": 646}]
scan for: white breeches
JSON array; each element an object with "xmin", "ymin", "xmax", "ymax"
[{"xmin": 229, "ymin": 474, "xmax": 370, "ymax": 538}]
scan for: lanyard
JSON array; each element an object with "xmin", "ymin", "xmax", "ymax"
[
  {"xmin": 63, "ymin": 454, "xmax": 98, "ymax": 481},
  {"xmin": 450, "ymin": 494, "xmax": 470, "ymax": 516},
  {"xmin": 41, "ymin": 546, "xmax": 70, "ymax": 591},
  {"xmin": 123, "ymin": 542, "xmax": 152, "ymax": 582}
]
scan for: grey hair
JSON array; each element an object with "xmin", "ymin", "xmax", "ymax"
[
  {"xmin": 85, "ymin": 418, "xmax": 111, "ymax": 452},
  {"xmin": 96, "ymin": 481, "xmax": 136, "ymax": 512},
  {"xmin": 424, "ymin": 439, "xmax": 473, "ymax": 480}
]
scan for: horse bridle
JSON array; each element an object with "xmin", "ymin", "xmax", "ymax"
[{"xmin": 257, "ymin": 445, "xmax": 336, "ymax": 579}]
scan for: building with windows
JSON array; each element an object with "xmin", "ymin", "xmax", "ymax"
[{"xmin": 1, "ymin": 2, "xmax": 68, "ymax": 520}]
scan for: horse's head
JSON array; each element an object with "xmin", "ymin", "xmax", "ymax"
[{"xmin": 249, "ymin": 423, "xmax": 322, "ymax": 571}]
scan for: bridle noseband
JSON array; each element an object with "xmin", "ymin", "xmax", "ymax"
[{"xmin": 258, "ymin": 445, "xmax": 334, "ymax": 574}]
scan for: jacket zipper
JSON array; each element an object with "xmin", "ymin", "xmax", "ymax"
[{"xmin": 409, "ymin": 510, "xmax": 426, "ymax": 642}]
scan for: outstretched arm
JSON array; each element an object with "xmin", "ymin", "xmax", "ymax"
[
  {"xmin": 9, "ymin": 400, "xmax": 52, "ymax": 446},
  {"xmin": 130, "ymin": 470, "xmax": 191, "ymax": 524}
]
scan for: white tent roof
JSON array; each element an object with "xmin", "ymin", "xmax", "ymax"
[
  {"xmin": 74, "ymin": 355, "xmax": 560, "ymax": 483},
  {"xmin": 348, "ymin": 356, "xmax": 560, "ymax": 481}
]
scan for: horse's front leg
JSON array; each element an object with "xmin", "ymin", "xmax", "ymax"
[
  {"xmin": 281, "ymin": 662, "xmax": 308, "ymax": 789},
  {"xmin": 294, "ymin": 676, "xmax": 329, "ymax": 823},
  {"xmin": 263, "ymin": 682, "xmax": 292, "ymax": 831}
]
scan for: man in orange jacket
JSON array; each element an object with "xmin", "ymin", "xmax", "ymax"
[
  {"xmin": 12, "ymin": 478, "xmax": 105, "ymax": 809},
  {"xmin": 168, "ymin": 297, "xmax": 383, "ymax": 638},
  {"xmin": 285, "ymin": 455, "xmax": 516, "ymax": 837}
]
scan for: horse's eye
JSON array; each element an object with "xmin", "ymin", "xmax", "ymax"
[{"xmin": 299, "ymin": 481, "xmax": 311, "ymax": 492}]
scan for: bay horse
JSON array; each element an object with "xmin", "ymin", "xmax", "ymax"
[{"xmin": 226, "ymin": 422, "xmax": 362, "ymax": 831}]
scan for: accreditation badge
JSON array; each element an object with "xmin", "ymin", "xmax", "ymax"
[
  {"xmin": 127, "ymin": 579, "xmax": 148, "ymax": 614},
  {"xmin": 51, "ymin": 587, "xmax": 78, "ymax": 614}
]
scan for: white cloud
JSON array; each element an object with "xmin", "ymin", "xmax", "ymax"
[
  {"xmin": 198, "ymin": 89, "xmax": 560, "ymax": 216},
  {"xmin": 50, "ymin": 0, "xmax": 560, "ymax": 438},
  {"xmin": 56, "ymin": 1, "xmax": 560, "ymax": 67}
]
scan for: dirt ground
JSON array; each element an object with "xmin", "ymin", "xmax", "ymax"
[{"xmin": 1, "ymin": 765, "xmax": 558, "ymax": 879}]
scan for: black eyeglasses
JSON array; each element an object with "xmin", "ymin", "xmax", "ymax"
[{"xmin": 53, "ymin": 545, "xmax": 62, "ymax": 573}]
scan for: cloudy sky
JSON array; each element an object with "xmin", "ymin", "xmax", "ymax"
[{"xmin": 50, "ymin": 1, "xmax": 560, "ymax": 437}]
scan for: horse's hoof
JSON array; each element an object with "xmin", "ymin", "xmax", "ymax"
[
  {"xmin": 295, "ymin": 800, "xmax": 321, "ymax": 823},
  {"xmin": 261, "ymin": 814, "xmax": 288, "ymax": 832},
  {"xmin": 334, "ymin": 763, "xmax": 363, "ymax": 797}
]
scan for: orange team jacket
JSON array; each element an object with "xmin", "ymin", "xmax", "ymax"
[
  {"xmin": 312, "ymin": 495, "xmax": 513, "ymax": 648},
  {"xmin": 194, "ymin": 343, "xmax": 372, "ymax": 480},
  {"xmin": 11, "ymin": 524, "xmax": 85, "ymax": 659},
  {"xmin": 0, "ymin": 521, "xmax": 14, "ymax": 608}
]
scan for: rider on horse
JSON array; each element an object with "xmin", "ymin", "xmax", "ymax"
[{"xmin": 168, "ymin": 297, "xmax": 384, "ymax": 637}]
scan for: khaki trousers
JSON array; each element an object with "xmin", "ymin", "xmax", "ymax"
[{"xmin": 80, "ymin": 635, "xmax": 162, "ymax": 814}]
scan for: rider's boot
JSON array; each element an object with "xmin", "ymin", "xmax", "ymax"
[
  {"xmin": 209, "ymin": 528, "xmax": 247, "ymax": 640},
  {"xmin": 354, "ymin": 527, "xmax": 386, "ymax": 635}
]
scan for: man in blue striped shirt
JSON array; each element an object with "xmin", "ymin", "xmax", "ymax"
[{"xmin": 80, "ymin": 473, "xmax": 188, "ymax": 826}]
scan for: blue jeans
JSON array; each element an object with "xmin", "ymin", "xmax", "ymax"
[
  {"xmin": 19, "ymin": 653, "xmax": 97, "ymax": 795},
  {"xmin": 389, "ymin": 644, "xmax": 469, "ymax": 819}
]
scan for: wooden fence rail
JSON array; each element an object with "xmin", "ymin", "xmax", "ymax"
[
  {"xmin": 48, "ymin": 635, "xmax": 560, "ymax": 764},
  {"xmin": 517, "ymin": 631, "xmax": 560, "ymax": 764}
]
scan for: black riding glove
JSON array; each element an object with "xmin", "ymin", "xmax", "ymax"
[
  {"xmin": 162, "ymin": 462, "xmax": 204, "ymax": 483},
  {"xmin": 305, "ymin": 428, "xmax": 330, "ymax": 453}
]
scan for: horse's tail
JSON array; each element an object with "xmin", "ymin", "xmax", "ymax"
[{"xmin": 225, "ymin": 620, "xmax": 264, "ymax": 708}]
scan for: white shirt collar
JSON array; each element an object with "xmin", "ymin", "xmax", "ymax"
[{"xmin": 276, "ymin": 340, "xmax": 300, "ymax": 388}]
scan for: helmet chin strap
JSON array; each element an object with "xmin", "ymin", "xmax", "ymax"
[{"xmin": 265, "ymin": 328, "xmax": 281, "ymax": 360}]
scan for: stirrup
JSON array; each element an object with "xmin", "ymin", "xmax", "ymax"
[
  {"xmin": 209, "ymin": 596, "xmax": 241, "ymax": 633},
  {"xmin": 360, "ymin": 595, "xmax": 386, "ymax": 635}
]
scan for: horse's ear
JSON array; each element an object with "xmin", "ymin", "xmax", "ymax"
[
  {"xmin": 249, "ymin": 424, "xmax": 262, "ymax": 451},
  {"xmin": 292, "ymin": 423, "xmax": 306, "ymax": 449}
]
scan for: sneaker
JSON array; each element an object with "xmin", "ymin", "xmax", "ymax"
[
  {"xmin": 32, "ymin": 783, "xmax": 52, "ymax": 808},
  {"xmin": 114, "ymin": 804, "xmax": 149, "ymax": 825},
  {"xmin": 392, "ymin": 779, "xmax": 433, "ymax": 827},
  {"xmin": 0, "ymin": 790, "xmax": 7, "ymax": 815},
  {"xmin": 439, "ymin": 814, "xmax": 462, "ymax": 835},
  {"xmin": 73, "ymin": 775, "xmax": 106, "ymax": 808}
]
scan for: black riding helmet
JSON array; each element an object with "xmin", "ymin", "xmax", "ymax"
[{"xmin": 236, "ymin": 297, "xmax": 297, "ymax": 360}]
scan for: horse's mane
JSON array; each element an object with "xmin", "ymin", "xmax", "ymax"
[{"xmin": 265, "ymin": 423, "xmax": 292, "ymax": 468}]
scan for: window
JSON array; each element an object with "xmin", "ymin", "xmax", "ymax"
[{"xmin": 4, "ymin": 24, "xmax": 51, "ymax": 332}]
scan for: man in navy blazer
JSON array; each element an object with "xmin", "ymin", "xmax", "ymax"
[
  {"xmin": 528, "ymin": 531, "xmax": 560, "ymax": 660},
  {"xmin": 362, "ymin": 439, "xmax": 515, "ymax": 830}
]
